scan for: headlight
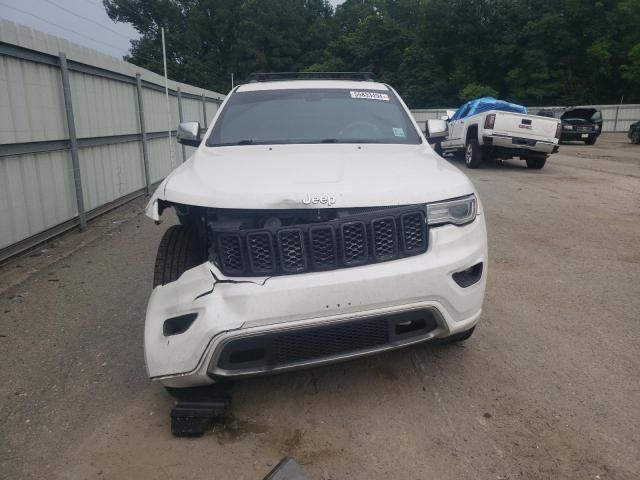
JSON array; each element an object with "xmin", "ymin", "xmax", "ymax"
[
  {"xmin": 564, "ymin": 124, "xmax": 574, "ymax": 130},
  {"xmin": 427, "ymin": 195, "xmax": 477, "ymax": 226},
  {"xmin": 594, "ymin": 124, "xmax": 599, "ymax": 131}
]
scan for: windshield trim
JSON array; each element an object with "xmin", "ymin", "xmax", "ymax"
[
  {"xmin": 208, "ymin": 139, "xmax": 418, "ymax": 147},
  {"xmin": 205, "ymin": 87, "xmax": 422, "ymax": 148}
]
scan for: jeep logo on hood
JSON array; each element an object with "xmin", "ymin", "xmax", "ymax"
[{"xmin": 302, "ymin": 194, "xmax": 336, "ymax": 206}]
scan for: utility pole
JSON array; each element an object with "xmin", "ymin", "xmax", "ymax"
[{"xmin": 161, "ymin": 27, "xmax": 175, "ymax": 166}]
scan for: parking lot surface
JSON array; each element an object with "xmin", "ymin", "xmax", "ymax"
[{"xmin": 1, "ymin": 133, "xmax": 638, "ymax": 479}]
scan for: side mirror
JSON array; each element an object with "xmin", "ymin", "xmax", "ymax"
[
  {"xmin": 425, "ymin": 119, "xmax": 448, "ymax": 140},
  {"xmin": 177, "ymin": 121, "xmax": 201, "ymax": 147},
  {"xmin": 440, "ymin": 115, "xmax": 449, "ymax": 121}
]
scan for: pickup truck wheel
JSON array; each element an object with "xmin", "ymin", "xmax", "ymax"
[
  {"xmin": 584, "ymin": 136, "xmax": 597, "ymax": 145},
  {"xmin": 525, "ymin": 155, "xmax": 547, "ymax": 170},
  {"xmin": 464, "ymin": 138, "xmax": 483, "ymax": 168},
  {"xmin": 153, "ymin": 225, "xmax": 204, "ymax": 287},
  {"xmin": 434, "ymin": 142, "xmax": 443, "ymax": 156},
  {"xmin": 632, "ymin": 131, "xmax": 640, "ymax": 144}
]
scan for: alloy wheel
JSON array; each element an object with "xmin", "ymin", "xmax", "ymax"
[{"xmin": 465, "ymin": 144, "xmax": 473, "ymax": 165}]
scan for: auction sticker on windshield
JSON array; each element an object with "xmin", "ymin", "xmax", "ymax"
[{"xmin": 350, "ymin": 91, "xmax": 390, "ymax": 101}]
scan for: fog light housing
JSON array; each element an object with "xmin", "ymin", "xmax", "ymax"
[
  {"xmin": 163, "ymin": 313, "xmax": 198, "ymax": 336},
  {"xmin": 452, "ymin": 262, "xmax": 483, "ymax": 288}
]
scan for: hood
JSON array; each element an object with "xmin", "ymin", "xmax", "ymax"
[
  {"xmin": 561, "ymin": 108, "xmax": 598, "ymax": 122},
  {"xmin": 150, "ymin": 143, "xmax": 475, "ymax": 213}
]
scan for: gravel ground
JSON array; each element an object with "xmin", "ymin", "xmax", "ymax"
[{"xmin": 0, "ymin": 133, "xmax": 638, "ymax": 480}]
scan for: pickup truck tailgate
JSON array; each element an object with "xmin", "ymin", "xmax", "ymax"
[{"xmin": 493, "ymin": 112, "xmax": 558, "ymax": 142}]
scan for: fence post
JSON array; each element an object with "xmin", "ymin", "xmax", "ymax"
[
  {"xmin": 176, "ymin": 87, "xmax": 186, "ymax": 162},
  {"xmin": 613, "ymin": 96, "xmax": 624, "ymax": 132},
  {"xmin": 135, "ymin": 74, "xmax": 152, "ymax": 196},
  {"xmin": 59, "ymin": 52, "xmax": 87, "ymax": 230},
  {"xmin": 202, "ymin": 93, "xmax": 207, "ymax": 127}
]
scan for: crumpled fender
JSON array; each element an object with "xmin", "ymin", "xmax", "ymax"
[{"xmin": 144, "ymin": 158, "xmax": 196, "ymax": 221}]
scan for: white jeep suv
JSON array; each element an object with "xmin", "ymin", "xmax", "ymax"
[{"xmin": 144, "ymin": 73, "xmax": 487, "ymax": 391}]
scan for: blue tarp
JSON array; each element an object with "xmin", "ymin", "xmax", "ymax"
[{"xmin": 450, "ymin": 97, "xmax": 527, "ymax": 121}]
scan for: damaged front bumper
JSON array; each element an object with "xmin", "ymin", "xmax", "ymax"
[{"xmin": 145, "ymin": 217, "xmax": 487, "ymax": 388}]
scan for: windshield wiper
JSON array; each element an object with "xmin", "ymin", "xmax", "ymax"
[
  {"xmin": 233, "ymin": 139, "xmax": 255, "ymax": 145},
  {"xmin": 320, "ymin": 138, "xmax": 340, "ymax": 143}
]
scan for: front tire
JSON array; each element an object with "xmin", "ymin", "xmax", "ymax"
[
  {"xmin": 525, "ymin": 155, "xmax": 547, "ymax": 170},
  {"xmin": 464, "ymin": 138, "xmax": 484, "ymax": 168},
  {"xmin": 153, "ymin": 225, "xmax": 205, "ymax": 287},
  {"xmin": 631, "ymin": 131, "xmax": 640, "ymax": 144}
]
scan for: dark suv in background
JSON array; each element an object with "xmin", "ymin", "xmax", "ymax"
[
  {"xmin": 559, "ymin": 108, "xmax": 603, "ymax": 145},
  {"xmin": 628, "ymin": 120, "xmax": 640, "ymax": 144},
  {"xmin": 537, "ymin": 108, "xmax": 603, "ymax": 145}
]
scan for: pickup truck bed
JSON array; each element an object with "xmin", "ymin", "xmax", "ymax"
[{"xmin": 438, "ymin": 100, "xmax": 561, "ymax": 170}]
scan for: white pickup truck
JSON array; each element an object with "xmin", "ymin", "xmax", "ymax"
[{"xmin": 433, "ymin": 98, "xmax": 561, "ymax": 170}]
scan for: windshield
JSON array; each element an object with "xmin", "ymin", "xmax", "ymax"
[{"xmin": 207, "ymin": 88, "xmax": 422, "ymax": 146}]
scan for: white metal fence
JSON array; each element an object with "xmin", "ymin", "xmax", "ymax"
[
  {"xmin": 411, "ymin": 104, "xmax": 640, "ymax": 133},
  {"xmin": 0, "ymin": 20, "xmax": 225, "ymax": 261}
]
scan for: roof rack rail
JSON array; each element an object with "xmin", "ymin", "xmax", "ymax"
[{"xmin": 246, "ymin": 72, "xmax": 375, "ymax": 83}]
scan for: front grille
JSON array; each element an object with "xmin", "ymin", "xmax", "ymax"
[
  {"xmin": 341, "ymin": 221, "xmax": 368, "ymax": 265},
  {"xmin": 309, "ymin": 226, "xmax": 337, "ymax": 269},
  {"xmin": 401, "ymin": 212, "xmax": 428, "ymax": 252},
  {"xmin": 576, "ymin": 125, "xmax": 594, "ymax": 133},
  {"xmin": 372, "ymin": 217, "xmax": 397, "ymax": 260},
  {"xmin": 211, "ymin": 205, "xmax": 428, "ymax": 276},
  {"xmin": 278, "ymin": 229, "xmax": 306, "ymax": 273},
  {"xmin": 217, "ymin": 234, "xmax": 244, "ymax": 274},
  {"xmin": 247, "ymin": 232, "xmax": 275, "ymax": 273},
  {"xmin": 213, "ymin": 309, "xmax": 440, "ymax": 374}
]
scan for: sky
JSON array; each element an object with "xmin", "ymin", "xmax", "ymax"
[
  {"xmin": 0, "ymin": 0, "xmax": 140, "ymax": 58},
  {"xmin": 0, "ymin": 0, "xmax": 345, "ymax": 59}
]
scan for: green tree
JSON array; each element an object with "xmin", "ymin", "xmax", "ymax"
[
  {"xmin": 621, "ymin": 43, "xmax": 640, "ymax": 93},
  {"xmin": 397, "ymin": 44, "xmax": 448, "ymax": 107},
  {"xmin": 459, "ymin": 83, "xmax": 498, "ymax": 102},
  {"xmin": 105, "ymin": 0, "xmax": 640, "ymax": 106}
]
